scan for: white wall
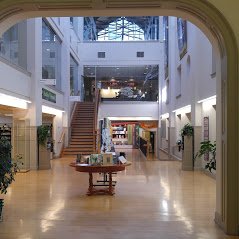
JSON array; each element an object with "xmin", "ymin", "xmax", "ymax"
[
  {"xmin": 99, "ymin": 102, "xmax": 159, "ymax": 120},
  {"xmin": 167, "ymin": 18, "xmax": 216, "ymax": 112},
  {"xmin": 163, "ymin": 17, "xmax": 216, "ymax": 169},
  {"xmin": 79, "ymin": 41, "xmax": 161, "ymax": 66},
  {"xmin": 0, "ymin": 59, "xmax": 31, "ymax": 100}
]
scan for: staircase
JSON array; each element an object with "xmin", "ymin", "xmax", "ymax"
[{"xmin": 62, "ymin": 102, "xmax": 96, "ymax": 157}]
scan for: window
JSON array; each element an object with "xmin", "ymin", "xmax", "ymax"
[
  {"xmin": 84, "ymin": 16, "xmax": 159, "ymax": 41},
  {"xmin": 50, "ymin": 52, "xmax": 55, "ymax": 58},
  {"xmin": 137, "ymin": 52, "xmax": 144, "ymax": 58},
  {"xmin": 42, "ymin": 19, "xmax": 62, "ymax": 89},
  {"xmin": 0, "ymin": 21, "xmax": 27, "ymax": 69},
  {"xmin": 166, "ymin": 79, "xmax": 170, "ymax": 104},
  {"xmin": 163, "ymin": 16, "xmax": 169, "ymax": 80},
  {"xmin": 98, "ymin": 52, "xmax": 105, "ymax": 58},
  {"xmin": 70, "ymin": 17, "xmax": 78, "ymax": 34},
  {"xmin": 70, "ymin": 55, "xmax": 79, "ymax": 96},
  {"xmin": 84, "ymin": 65, "xmax": 159, "ymax": 102},
  {"xmin": 176, "ymin": 65, "xmax": 181, "ymax": 98},
  {"xmin": 70, "ymin": 17, "xmax": 74, "ymax": 26}
]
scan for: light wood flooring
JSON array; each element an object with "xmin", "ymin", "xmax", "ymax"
[{"xmin": 0, "ymin": 149, "xmax": 237, "ymax": 239}]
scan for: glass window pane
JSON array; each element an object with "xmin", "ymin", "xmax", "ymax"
[
  {"xmin": 70, "ymin": 55, "xmax": 79, "ymax": 96},
  {"xmin": 84, "ymin": 65, "xmax": 158, "ymax": 102},
  {"xmin": 0, "ymin": 21, "xmax": 27, "ymax": 69},
  {"xmin": 42, "ymin": 19, "xmax": 61, "ymax": 90},
  {"xmin": 84, "ymin": 16, "xmax": 159, "ymax": 41}
]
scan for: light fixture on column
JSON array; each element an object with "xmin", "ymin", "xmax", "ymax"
[
  {"xmin": 0, "ymin": 93, "xmax": 31, "ymax": 109},
  {"xmin": 172, "ymin": 105, "xmax": 191, "ymax": 115},
  {"xmin": 198, "ymin": 95, "xmax": 216, "ymax": 111},
  {"xmin": 42, "ymin": 105, "xmax": 64, "ymax": 116},
  {"xmin": 197, "ymin": 95, "xmax": 216, "ymax": 104},
  {"xmin": 161, "ymin": 113, "xmax": 169, "ymax": 119}
]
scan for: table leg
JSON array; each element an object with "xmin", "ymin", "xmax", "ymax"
[
  {"xmin": 87, "ymin": 173, "xmax": 93, "ymax": 195},
  {"xmin": 108, "ymin": 173, "xmax": 115, "ymax": 195}
]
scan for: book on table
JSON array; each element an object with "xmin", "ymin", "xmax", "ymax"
[{"xmin": 118, "ymin": 156, "xmax": 127, "ymax": 164}]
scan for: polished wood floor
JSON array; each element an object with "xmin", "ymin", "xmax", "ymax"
[{"xmin": 0, "ymin": 149, "xmax": 237, "ymax": 239}]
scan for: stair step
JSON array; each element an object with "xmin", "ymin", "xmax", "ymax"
[
  {"xmin": 73, "ymin": 116, "xmax": 94, "ymax": 118},
  {"xmin": 72, "ymin": 129, "xmax": 93, "ymax": 132},
  {"xmin": 72, "ymin": 121, "xmax": 94, "ymax": 123},
  {"xmin": 71, "ymin": 124, "xmax": 93, "ymax": 126},
  {"xmin": 71, "ymin": 136, "xmax": 93, "ymax": 139},
  {"xmin": 62, "ymin": 101, "xmax": 97, "ymax": 157},
  {"xmin": 64, "ymin": 148, "xmax": 94, "ymax": 152},
  {"xmin": 71, "ymin": 134, "xmax": 93, "ymax": 137},
  {"xmin": 71, "ymin": 130, "xmax": 93, "ymax": 132},
  {"xmin": 66, "ymin": 146, "xmax": 93, "ymax": 151},
  {"xmin": 71, "ymin": 135, "xmax": 94, "ymax": 138},
  {"xmin": 70, "ymin": 140, "xmax": 94, "ymax": 143},
  {"xmin": 62, "ymin": 152, "xmax": 94, "ymax": 156},
  {"xmin": 74, "ymin": 113, "xmax": 94, "ymax": 115},
  {"xmin": 71, "ymin": 142, "xmax": 94, "ymax": 145}
]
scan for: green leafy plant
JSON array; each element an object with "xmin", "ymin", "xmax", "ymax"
[
  {"xmin": 180, "ymin": 123, "xmax": 194, "ymax": 136},
  {"xmin": 37, "ymin": 125, "xmax": 50, "ymax": 146},
  {"xmin": 195, "ymin": 140, "xmax": 216, "ymax": 172},
  {"xmin": 0, "ymin": 137, "xmax": 21, "ymax": 194}
]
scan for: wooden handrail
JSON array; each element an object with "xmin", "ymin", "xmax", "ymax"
[
  {"xmin": 70, "ymin": 101, "xmax": 77, "ymax": 125},
  {"xmin": 58, "ymin": 128, "xmax": 66, "ymax": 157},
  {"xmin": 58, "ymin": 128, "xmax": 66, "ymax": 143}
]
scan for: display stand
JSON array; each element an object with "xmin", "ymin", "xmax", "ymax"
[
  {"xmin": 0, "ymin": 124, "xmax": 11, "ymax": 142},
  {"xmin": 70, "ymin": 162, "xmax": 131, "ymax": 196},
  {"xmin": 13, "ymin": 119, "xmax": 30, "ymax": 172},
  {"xmin": 111, "ymin": 122, "xmax": 136, "ymax": 149}
]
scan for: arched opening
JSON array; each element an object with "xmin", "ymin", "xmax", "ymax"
[{"xmin": 0, "ymin": 0, "xmax": 238, "ymax": 236}]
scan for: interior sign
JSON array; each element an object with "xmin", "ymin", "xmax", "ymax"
[{"xmin": 42, "ymin": 88, "xmax": 56, "ymax": 103}]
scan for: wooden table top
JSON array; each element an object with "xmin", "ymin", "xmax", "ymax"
[{"xmin": 69, "ymin": 162, "xmax": 131, "ymax": 173}]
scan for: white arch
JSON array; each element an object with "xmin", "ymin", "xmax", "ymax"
[{"xmin": 0, "ymin": 0, "xmax": 238, "ymax": 235}]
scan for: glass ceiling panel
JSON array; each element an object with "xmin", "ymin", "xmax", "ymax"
[{"xmin": 84, "ymin": 16, "xmax": 159, "ymax": 41}]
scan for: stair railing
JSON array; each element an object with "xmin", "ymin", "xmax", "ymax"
[
  {"xmin": 69, "ymin": 101, "xmax": 78, "ymax": 143},
  {"xmin": 58, "ymin": 128, "xmax": 66, "ymax": 157}
]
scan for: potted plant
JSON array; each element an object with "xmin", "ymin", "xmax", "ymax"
[
  {"xmin": 180, "ymin": 123, "xmax": 194, "ymax": 170},
  {"xmin": 180, "ymin": 123, "xmax": 194, "ymax": 137},
  {"xmin": 0, "ymin": 137, "xmax": 21, "ymax": 221},
  {"xmin": 37, "ymin": 125, "xmax": 50, "ymax": 146},
  {"xmin": 195, "ymin": 140, "xmax": 216, "ymax": 172}
]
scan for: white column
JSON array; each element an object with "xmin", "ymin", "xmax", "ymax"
[
  {"xmin": 60, "ymin": 19, "xmax": 71, "ymax": 147},
  {"xmin": 26, "ymin": 18, "xmax": 43, "ymax": 169}
]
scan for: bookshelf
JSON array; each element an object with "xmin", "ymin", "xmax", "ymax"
[{"xmin": 111, "ymin": 122, "xmax": 137, "ymax": 149}]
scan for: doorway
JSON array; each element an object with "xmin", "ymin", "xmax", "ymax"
[{"xmin": 0, "ymin": 0, "xmax": 237, "ymax": 235}]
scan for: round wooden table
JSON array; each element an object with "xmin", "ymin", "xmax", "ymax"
[{"xmin": 70, "ymin": 162, "xmax": 131, "ymax": 195}]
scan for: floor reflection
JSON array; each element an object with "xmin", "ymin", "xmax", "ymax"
[{"xmin": 0, "ymin": 149, "xmax": 227, "ymax": 239}]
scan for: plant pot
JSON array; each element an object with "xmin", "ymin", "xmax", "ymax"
[
  {"xmin": 38, "ymin": 145, "xmax": 51, "ymax": 170},
  {"xmin": 182, "ymin": 135, "xmax": 194, "ymax": 171},
  {"xmin": 0, "ymin": 199, "xmax": 3, "ymax": 221}
]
